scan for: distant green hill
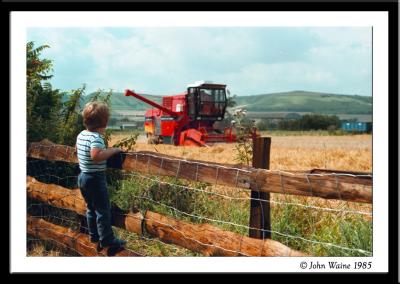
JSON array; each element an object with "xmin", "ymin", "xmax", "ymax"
[
  {"xmin": 81, "ymin": 92, "xmax": 163, "ymax": 111},
  {"xmin": 78, "ymin": 90, "xmax": 372, "ymax": 114},
  {"xmin": 233, "ymin": 91, "xmax": 372, "ymax": 114}
]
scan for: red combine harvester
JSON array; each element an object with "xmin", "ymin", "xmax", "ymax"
[{"xmin": 125, "ymin": 81, "xmax": 254, "ymax": 146}]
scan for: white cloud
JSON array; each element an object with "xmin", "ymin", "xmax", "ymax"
[
  {"xmin": 309, "ymin": 27, "xmax": 372, "ymax": 48},
  {"xmin": 218, "ymin": 62, "xmax": 338, "ymax": 95},
  {"xmin": 27, "ymin": 27, "xmax": 372, "ymax": 96}
]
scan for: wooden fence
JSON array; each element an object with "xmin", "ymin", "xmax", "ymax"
[{"xmin": 26, "ymin": 139, "xmax": 372, "ymax": 257}]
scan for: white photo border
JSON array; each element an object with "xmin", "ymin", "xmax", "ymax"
[{"xmin": 11, "ymin": 11, "xmax": 388, "ymax": 273}]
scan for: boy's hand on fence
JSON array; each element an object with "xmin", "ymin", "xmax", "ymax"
[
  {"xmin": 106, "ymin": 148, "xmax": 126, "ymax": 169},
  {"xmin": 111, "ymin": 147, "xmax": 123, "ymax": 155}
]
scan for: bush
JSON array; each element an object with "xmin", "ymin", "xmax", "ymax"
[
  {"xmin": 256, "ymin": 119, "xmax": 269, "ymax": 131},
  {"xmin": 278, "ymin": 114, "xmax": 341, "ymax": 131}
]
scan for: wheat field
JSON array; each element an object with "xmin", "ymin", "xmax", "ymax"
[{"xmin": 110, "ymin": 133, "xmax": 372, "ymax": 172}]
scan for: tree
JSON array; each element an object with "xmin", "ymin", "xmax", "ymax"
[
  {"xmin": 227, "ymin": 93, "xmax": 237, "ymax": 108},
  {"xmin": 256, "ymin": 119, "xmax": 269, "ymax": 131},
  {"xmin": 277, "ymin": 114, "xmax": 341, "ymax": 131},
  {"xmin": 58, "ymin": 86, "xmax": 86, "ymax": 146},
  {"xmin": 26, "ymin": 42, "xmax": 127, "ymax": 149},
  {"xmin": 27, "ymin": 42, "xmax": 86, "ymax": 146},
  {"xmin": 27, "ymin": 41, "xmax": 63, "ymax": 142},
  {"xmin": 27, "ymin": 42, "xmax": 53, "ymax": 89}
]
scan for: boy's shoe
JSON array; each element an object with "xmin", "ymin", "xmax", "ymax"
[{"xmin": 100, "ymin": 238, "xmax": 126, "ymax": 249}]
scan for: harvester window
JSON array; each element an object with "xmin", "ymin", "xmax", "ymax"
[
  {"xmin": 186, "ymin": 87, "xmax": 226, "ymax": 119},
  {"xmin": 198, "ymin": 88, "xmax": 226, "ymax": 118}
]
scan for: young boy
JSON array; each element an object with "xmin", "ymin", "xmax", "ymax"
[{"xmin": 76, "ymin": 101, "xmax": 125, "ymax": 249}]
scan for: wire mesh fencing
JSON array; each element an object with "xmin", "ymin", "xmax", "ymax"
[{"xmin": 26, "ymin": 142, "xmax": 372, "ymax": 257}]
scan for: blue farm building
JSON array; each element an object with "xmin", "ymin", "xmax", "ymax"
[{"xmin": 341, "ymin": 121, "xmax": 372, "ymax": 133}]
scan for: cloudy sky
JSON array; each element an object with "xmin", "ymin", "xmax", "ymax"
[{"xmin": 27, "ymin": 27, "xmax": 372, "ymax": 96}]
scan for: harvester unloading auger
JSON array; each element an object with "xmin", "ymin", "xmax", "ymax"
[{"xmin": 125, "ymin": 80, "xmax": 258, "ymax": 146}]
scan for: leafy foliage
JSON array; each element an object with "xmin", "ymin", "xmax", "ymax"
[
  {"xmin": 226, "ymin": 92, "xmax": 237, "ymax": 108},
  {"xmin": 112, "ymin": 133, "xmax": 139, "ymax": 151},
  {"xmin": 232, "ymin": 109, "xmax": 256, "ymax": 166},
  {"xmin": 278, "ymin": 114, "xmax": 341, "ymax": 131},
  {"xmin": 58, "ymin": 86, "xmax": 86, "ymax": 146},
  {"xmin": 27, "ymin": 42, "xmax": 63, "ymax": 143},
  {"xmin": 27, "ymin": 42, "xmax": 116, "ymax": 147},
  {"xmin": 89, "ymin": 89, "xmax": 113, "ymax": 106},
  {"xmin": 27, "ymin": 42, "xmax": 53, "ymax": 86}
]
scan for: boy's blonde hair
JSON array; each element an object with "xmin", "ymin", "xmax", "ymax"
[{"xmin": 82, "ymin": 101, "xmax": 109, "ymax": 131}]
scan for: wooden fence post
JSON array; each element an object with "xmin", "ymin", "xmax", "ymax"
[{"xmin": 249, "ymin": 137, "xmax": 271, "ymax": 239}]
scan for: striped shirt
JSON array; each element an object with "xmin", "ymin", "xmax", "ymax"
[{"xmin": 76, "ymin": 130, "xmax": 107, "ymax": 172}]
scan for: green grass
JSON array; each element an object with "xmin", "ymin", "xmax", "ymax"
[
  {"xmin": 107, "ymin": 171, "xmax": 372, "ymax": 257},
  {"xmin": 114, "ymin": 227, "xmax": 200, "ymax": 256},
  {"xmin": 27, "ymin": 239, "xmax": 73, "ymax": 256},
  {"xmin": 271, "ymin": 197, "xmax": 372, "ymax": 256}
]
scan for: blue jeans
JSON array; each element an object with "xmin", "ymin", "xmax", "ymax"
[{"xmin": 77, "ymin": 171, "xmax": 115, "ymax": 245}]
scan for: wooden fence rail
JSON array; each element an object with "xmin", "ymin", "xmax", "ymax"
[
  {"xmin": 27, "ymin": 141, "xmax": 372, "ymax": 203},
  {"xmin": 27, "ymin": 176, "xmax": 306, "ymax": 256},
  {"xmin": 27, "ymin": 215, "xmax": 141, "ymax": 256}
]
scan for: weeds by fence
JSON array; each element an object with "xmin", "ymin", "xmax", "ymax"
[{"xmin": 26, "ymin": 140, "xmax": 372, "ymax": 257}]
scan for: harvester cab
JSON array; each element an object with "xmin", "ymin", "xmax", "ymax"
[
  {"xmin": 186, "ymin": 81, "xmax": 227, "ymax": 122},
  {"xmin": 125, "ymin": 80, "xmax": 257, "ymax": 146}
]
